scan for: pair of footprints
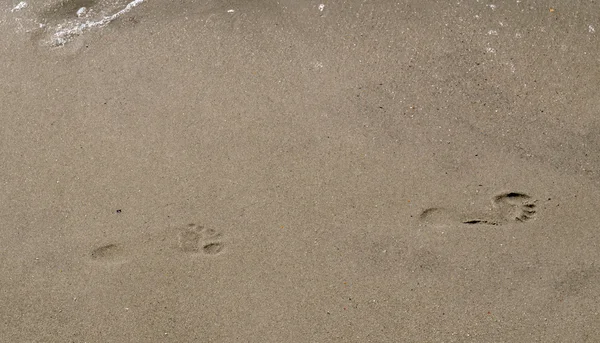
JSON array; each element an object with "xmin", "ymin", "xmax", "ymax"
[
  {"xmin": 419, "ymin": 192, "xmax": 537, "ymax": 226},
  {"xmin": 90, "ymin": 224, "xmax": 225, "ymax": 264}
]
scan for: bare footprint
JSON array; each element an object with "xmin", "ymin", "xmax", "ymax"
[
  {"xmin": 176, "ymin": 223, "xmax": 226, "ymax": 256},
  {"xmin": 419, "ymin": 191, "xmax": 537, "ymax": 226}
]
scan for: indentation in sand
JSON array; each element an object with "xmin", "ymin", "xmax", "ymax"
[
  {"xmin": 90, "ymin": 243, "xmax": 128, "ymax": 264},
  {"xmin": 202, "ymin": 242, "xmax": 224, "ymax": 255},
  {"xmin": 419, "ymin": 191, "xmax": 538, "ymax": 226},
  {"xmin": 176, "ymin": 223, "xmax": 226, "ymax": 256}
]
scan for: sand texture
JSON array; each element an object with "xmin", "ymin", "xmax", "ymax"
[{"xmin": 1, "ymin": 0, "xmax": 600, "ymax": 341}]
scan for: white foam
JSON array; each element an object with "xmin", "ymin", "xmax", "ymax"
[
  {"xmin": 52, "ymin": 0, "xmax": 145, "ymax": 46},
  {"xmin": 11, "ymin": 1, "xmax": 28, "ymax": 12},
  {"xmin": 76, "ymin": 7, "xmax": 88, "ymax": 17}
]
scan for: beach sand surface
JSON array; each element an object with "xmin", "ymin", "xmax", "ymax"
[{"xmin": 1, "ymin": 0, "xmax": 599, "ymax": 341}]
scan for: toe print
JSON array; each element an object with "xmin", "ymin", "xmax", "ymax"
[
  {"xmin": 493, "ymin": 192, "xmax": 537, "ymax": 223},
  {"xmin": 175, "ymin": 223, "xmax": 226, "ymax": 256}
]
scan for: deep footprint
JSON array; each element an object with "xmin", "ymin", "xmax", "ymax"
[{"xmin": 493, "ymin": 192, "xmax": 537, "ymax": 222}]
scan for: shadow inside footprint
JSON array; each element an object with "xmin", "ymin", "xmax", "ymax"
[
  {"xmin": 493, "ymin": 192, "xmax": 537, "ymax": 222},
  {"xmin": 462, "ymin": 219, "xmax": 498, "ymax": 225},
  {"xmin": 202, "ymin": 242, "xmax": 224, "ymax": 255}
]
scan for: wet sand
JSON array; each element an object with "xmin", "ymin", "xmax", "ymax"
[{"xmin": 1, "ymin": 0, "xmax": 599, "ymax": 341}]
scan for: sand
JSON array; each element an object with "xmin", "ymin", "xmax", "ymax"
[{"xmin": 1, "ymin": 0, "xmax": 599, "ymax": 341}]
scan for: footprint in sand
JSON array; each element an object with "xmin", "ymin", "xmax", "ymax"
[
  {"xmin": 87, "ymin": 223, "xmax": 226, "ymax": 265},
  {"xmin": 89, "ymin": 243, "xmax": 128, "ymax": 264},
  {"xmin": 419, "ymin": 191, "xmax": 537, "ymax": 226},
  {"xmin": 176, "ymin": 223, "xmax": 226, "ymax": 256}
]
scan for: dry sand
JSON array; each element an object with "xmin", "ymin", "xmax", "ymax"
[{"xmin": 1, "ymin": 0, "xmax": 600, "ymax": 341}]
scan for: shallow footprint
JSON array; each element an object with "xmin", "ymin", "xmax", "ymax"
[
  {"xmin": 176, "ymin": 224, "xmax": 203, "ymax": 253},
  {"xmin": 175, "ymin": 223, "xmax": 226, "ymax": 256},
  {"xmin": 419, "ymin": 207, "xmax": 463, "ymax": 226},
  {"xmin": 89, "ymin": 243, "xmax": 128, "ymax": 264}
]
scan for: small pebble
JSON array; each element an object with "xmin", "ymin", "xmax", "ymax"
[
  {"xmin": 77, "ymin": 7, "xmax": 87, "ymax": 17},
  {"xmin": 11, "ymin": 1, "xmax": 28, "ymax": 12}
]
